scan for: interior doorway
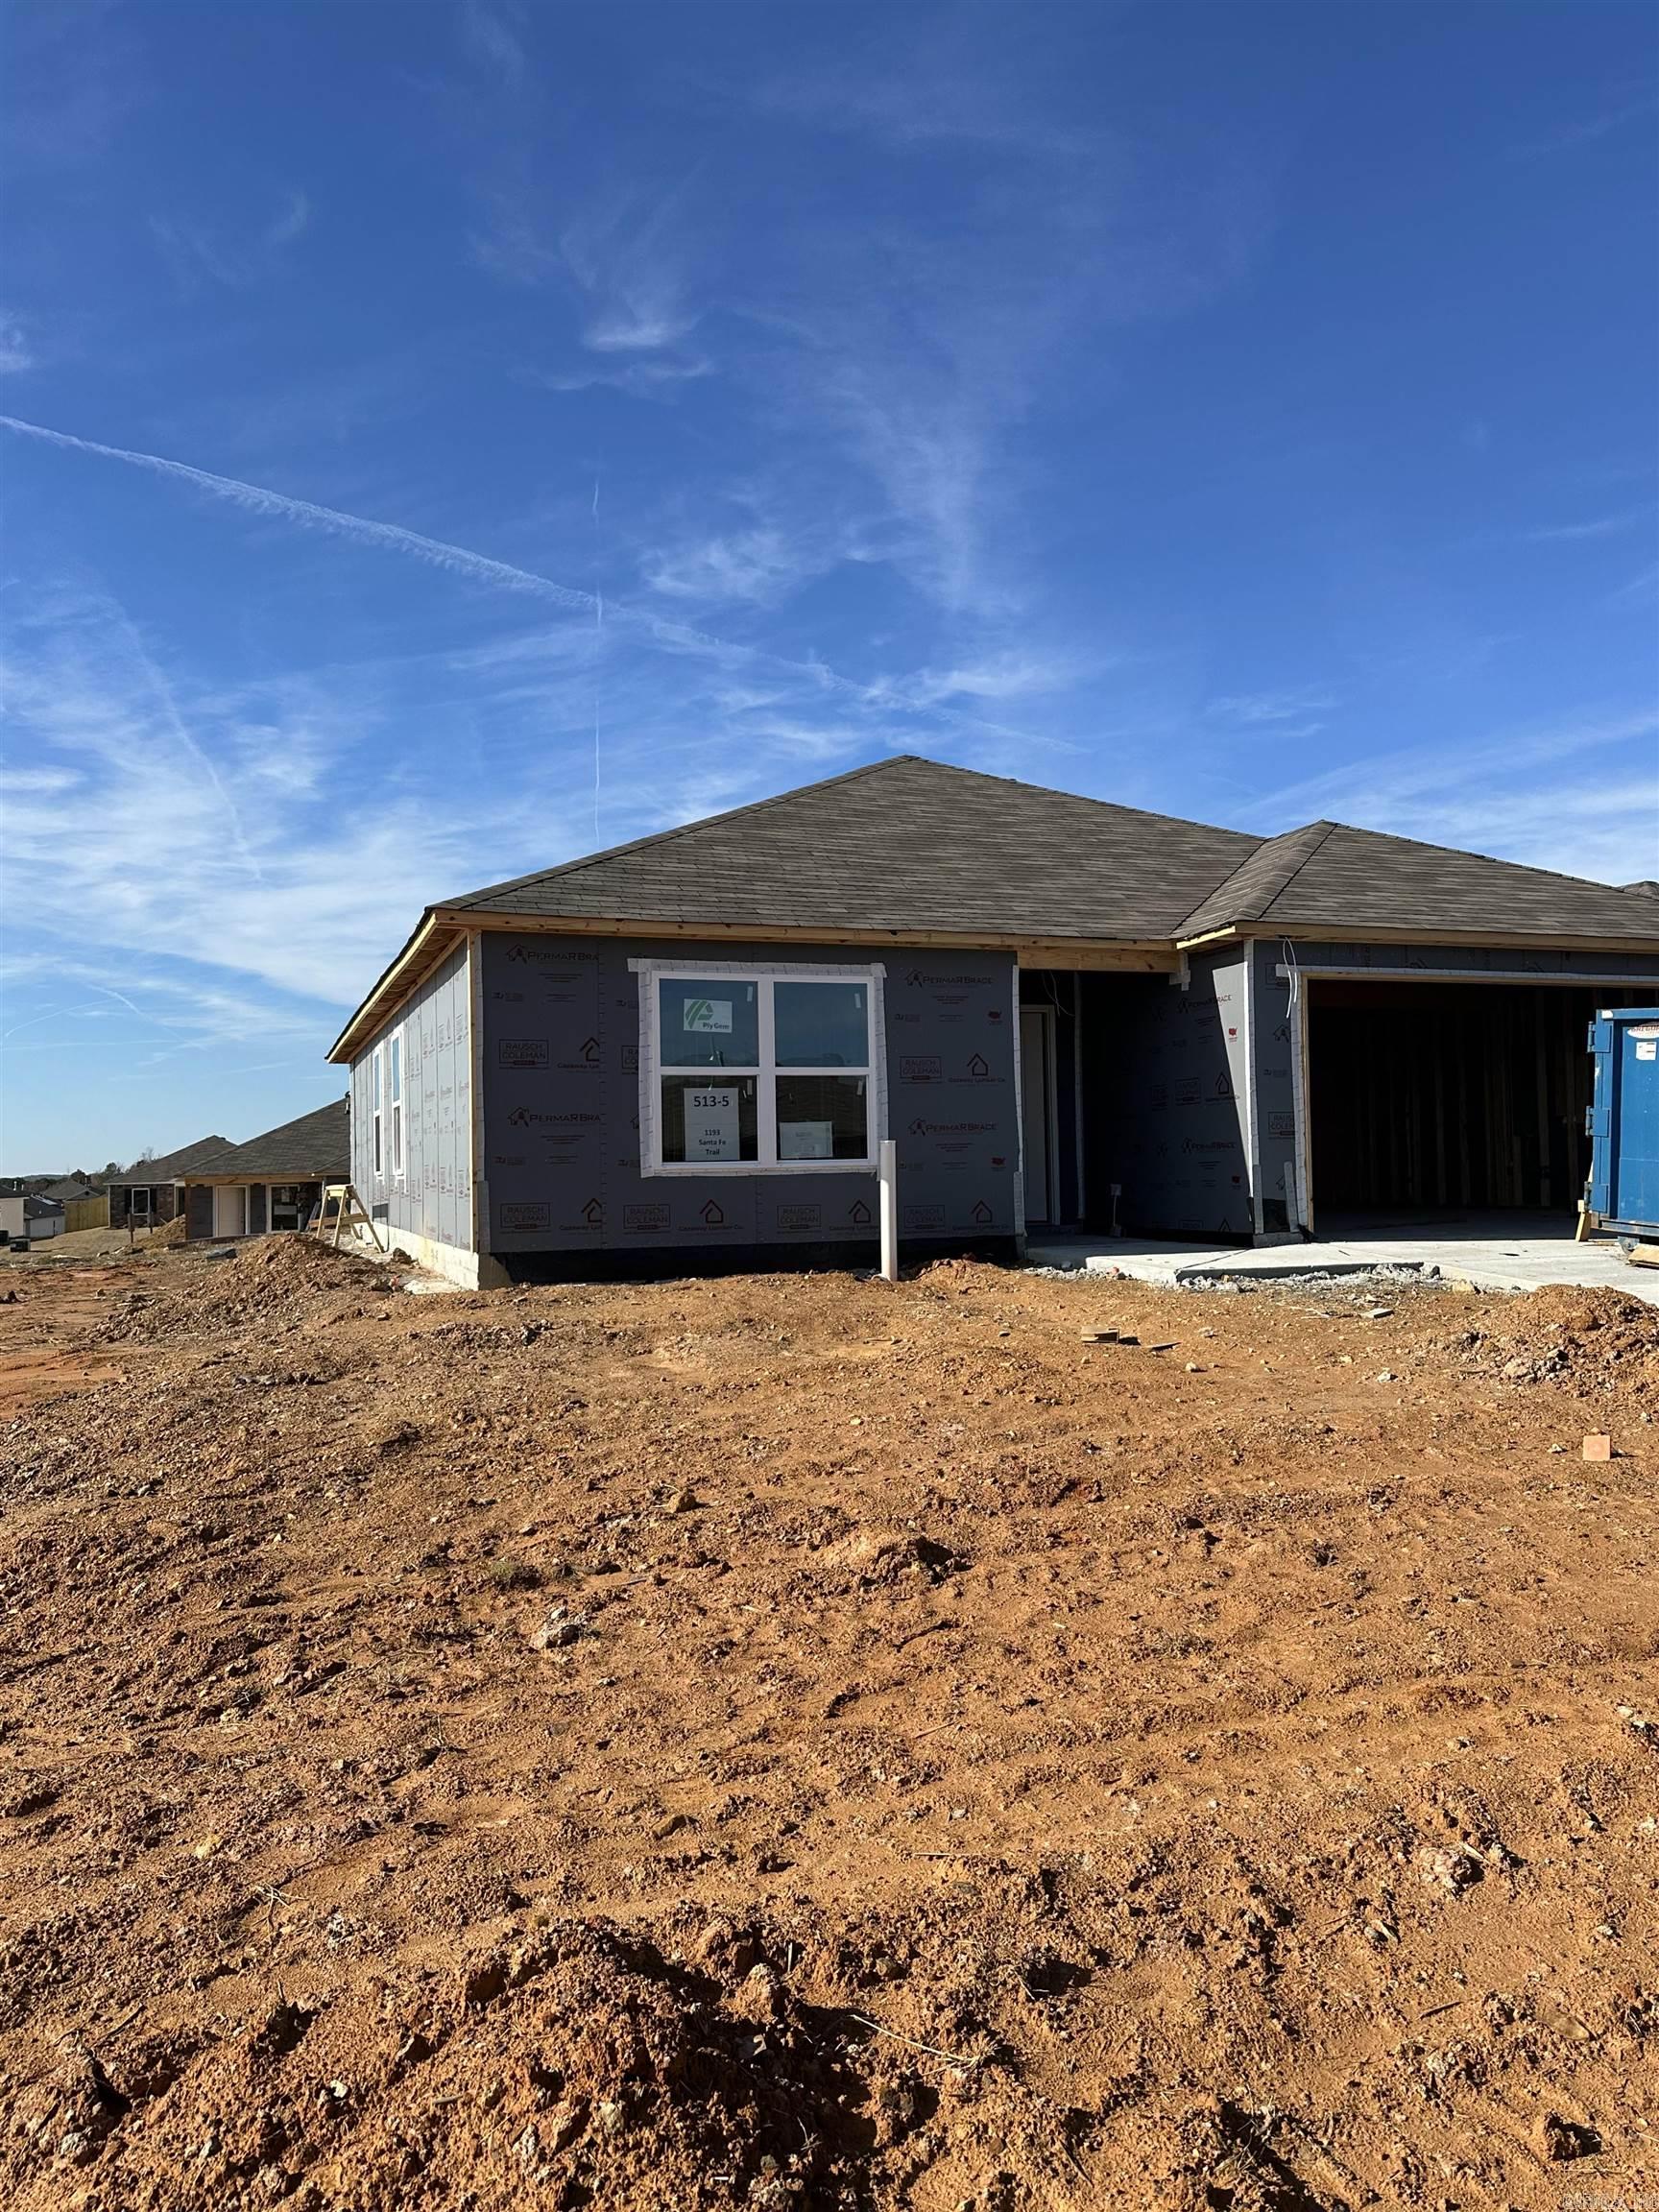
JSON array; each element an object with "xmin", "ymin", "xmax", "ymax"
[{"xmin": 1020, "ymin": 1004, "xmax": 1059, "ymax": 1226}]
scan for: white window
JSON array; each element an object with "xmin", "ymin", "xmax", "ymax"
[
  {"xmin": 637, "ymin": 963, "xmax": 883, "ymax": 1176},
  {"xmin": 389, "ymin": 1027, "xmax": 405, "ymax": 1180},
  {"xmin": 372, "ymin": 1047, "xmax": 384, "ymax": 1179}
]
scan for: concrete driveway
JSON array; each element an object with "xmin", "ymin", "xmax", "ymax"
[{"xmin": 1025, "ymin": 1209, "xmax": 1659, "ymax": 1304}]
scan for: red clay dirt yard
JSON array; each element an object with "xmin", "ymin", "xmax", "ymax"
[{"xmin": 1, "ymin": 1238, "xmax": 1656, "ymax": 2211}]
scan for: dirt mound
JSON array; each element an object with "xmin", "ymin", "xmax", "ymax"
[
  {"xmin": 1453, "ymin": 1282, "xmax": 1659, "ymax": 1392},
  {"xmin": 94, "ymin": 1237, "xmax": 395, "ymax": 1346},
  {"xmin": 145, "ymin": 1216, "xmax": 187, "ymax": 1250}
]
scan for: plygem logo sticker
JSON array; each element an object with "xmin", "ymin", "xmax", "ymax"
[{"xmin": 682, "ymin": 998, "xmax": 733, "ymax": 1033}]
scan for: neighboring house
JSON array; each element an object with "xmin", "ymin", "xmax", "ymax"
[
  {"xmin": 177, "ymin": 1100, "xmax": 349, "ymax": 1240},
  {"xmin": 325, "ymin": 756, "xmax": 1659, "ymax": 1288},
  {"xmin": 0, "ymin": 1194, "xmax": 65, "ymax": 1243},
  {"xmin": 42, "ymin": 1178, "xmax": 101, "ymax": 1203},
  {"xmin": 42, "ymin": 1177, "xmax": 110, "ymax": 1233},
  {"xmin": 108, "ymin": 1137, "xmax": 234, "ymax": 1230}
]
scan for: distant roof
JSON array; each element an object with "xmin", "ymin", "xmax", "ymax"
[
  {"xmin": 41, "ymin": 1177, "xmax": 102, "ymax": 1202},
  {"xmin": 111, "ymin": 1136, "xmax": 234, "ymax": 1185},
  {"xmin": 191, "ymin": 1098, "xmax": 349, "ymax": 1181}
]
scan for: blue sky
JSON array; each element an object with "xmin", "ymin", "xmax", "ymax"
[{"xmin": 2, "ymin": 0, "xmax": 1656, "ymax": 1172}]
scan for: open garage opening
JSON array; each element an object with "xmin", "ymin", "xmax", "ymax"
[{"xmin": 1305, "ymin": 978, "xmax": 1639, "ymax": 1234}]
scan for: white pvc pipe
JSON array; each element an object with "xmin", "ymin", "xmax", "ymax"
[{"xmin": 878, "ymin": 1139, "xmax": 898, "ymax": 1283}]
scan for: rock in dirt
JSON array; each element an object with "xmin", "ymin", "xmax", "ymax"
[{"xmin": 529, "ymin": 1604, "xmax": 590, "ymax": 1650}]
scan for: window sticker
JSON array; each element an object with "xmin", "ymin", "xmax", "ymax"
[
  {"xmin": 780, "ymin": 1119, "xmax": 834, "ymax": 1160},
  {"xmin": 684, "ymin": 1087, "xmax": 741, "ymax": 1161},
  {"xmin": 682, "ymin": 998, "xmax": 733, "ymax": 1034}
]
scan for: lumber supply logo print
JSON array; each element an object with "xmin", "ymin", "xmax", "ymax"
[{"xmin": 907, "ymin": 1118, "xmax": 998, "ymax": 1137}]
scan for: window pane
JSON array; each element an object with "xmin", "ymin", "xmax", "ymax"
[
  {"xmin": 660, "ymin": 977, "xmax": 759, "ymax": 1067},
  {"xmin": 776, "ymin": 1073, "xmax": 869, "ymax": 1160},
  {"xmin": 774, "ymin": 980, "xmax": 869, "ymax": 1068},
  {"xmin": 661, "ymin": 1075, "xmax": 758, "ymax": 1164},
  {"xmin": 390, "ymin": 1036, "xmax": 401, "ymax": 1099}
]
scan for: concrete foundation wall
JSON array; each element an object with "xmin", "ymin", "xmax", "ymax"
[{"xmin": 477, "ymin": 935, "xmax": 1021, "ymax": 1258}]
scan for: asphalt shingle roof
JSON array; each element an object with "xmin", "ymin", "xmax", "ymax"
[
  {"xmin": 445, "ymin": 757, "xmax": 1260, "ymax": 943},
  {"xmin": 1177, "ymin": 819, "xmax": 1659, "ymax": 943},
  {"xmin": 112, "ymin": 1136, "xmax": 234, "ymax": 1185},
  {"xmin": 445, "ymin": 757, "xmax": 1656, "ymax": 950},
  {"xmin": 197, "ymin": 1099, "xmax": 349, "ymax": 1181}
]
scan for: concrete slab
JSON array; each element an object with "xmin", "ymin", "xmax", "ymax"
[{"xmin": 1024, "ymin": 1210, "xmax": 1659, "ymax": 1304}]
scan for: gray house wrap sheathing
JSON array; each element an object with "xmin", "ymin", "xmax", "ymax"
[{"xmin": 327, "ymin": 757, "xmax": 1659, "ymax": 1287}]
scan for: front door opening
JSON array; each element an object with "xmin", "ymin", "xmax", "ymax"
[{"xmin": 212, "ymin": 1185, "xmax": 248, "ymax": 1238}]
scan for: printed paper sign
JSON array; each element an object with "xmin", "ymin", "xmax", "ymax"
[
  {"xmin": 685, "ymin": 1087, "xmax": 740, "ymax": 1161},
  {"xmin": 1638, "ymin": 1041, "xmax": 1657, "ymax": 1062},
  {"xmin": 780, "ymin": 1119, "xmax": 833, "ymax": 1160},
  {"xmin": 682, "ymin": 998, "xmax": 733, "ymax": 1034}
]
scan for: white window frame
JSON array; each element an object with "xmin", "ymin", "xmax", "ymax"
[
  {"xmin": 371, "ymin": 1046, "xmax": 384, "ymax": 1180},
  {"xmin": 389, "ymin": 1023, "xmax": 405, "ymax": 1182},
  {"xmin": 633, "ymin": 959, "xmax": 886, "ymax": 1177}
]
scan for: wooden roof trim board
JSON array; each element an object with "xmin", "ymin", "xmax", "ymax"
[
  {"xmin": 1177, "ymin": 921, "xmax": 1659, "ymax": 957},
  {"xmin": 326, "ymin": 912, "xmax": 459, "ymax": 1065}
]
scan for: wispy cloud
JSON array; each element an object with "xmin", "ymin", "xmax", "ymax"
[
  {"xmin": 0, "ymin": 312, "xmax": 34, "ymax": 373},
  {"xmin": 150, "ymin": 188, "xmax": 313, "ymax": 293},
  {"xmin": 459, "ymin": 0, "xmax": 526, "ymax": 91},
  {"xmin": 0, "ymin": 413, "xmax": 1043, "ymax": 747},
  {"xmin": 1250, "ymin": 706, "xmax": 1659, "ymax": 885},
  {"xmin": 1207, "ymin": 686, "xmax": 1337, "ymax": 726},
  {"xmin": 1513, "ymin": 91, "xmax": 1658, "ymax": 158},
  {"xmin": 1522, "ymin": 507, "xmax": 1650, "ymax": 544}
]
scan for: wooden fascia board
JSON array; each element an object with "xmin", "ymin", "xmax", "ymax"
[
  {"xmin": 1182, "ymin": 920, "xmax": 1659, "ymax": 958},
  {"xmin": 326, "ymin": 913, "xmax": 459, "ymax": 1065},
  {"xmin": 184, "ymin": 1171, "xmax": 339, "ymax": 1186},
  {"xmin": 429, "ymin": 905, "xmax": 1180, "ymax": 971}
]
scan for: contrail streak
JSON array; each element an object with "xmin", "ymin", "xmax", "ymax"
[
  {"xmin": 0, "ymin": 412, "xmax": 597, "ymax": 615},
  {"xmin": 0, "ymin": 413, "xmax": 1033, "ymax": 740}
]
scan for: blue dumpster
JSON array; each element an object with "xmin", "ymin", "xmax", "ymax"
[{"xmin": 1588, "ymin": 1007, "xmax": 1659, "ymax": 1241}]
